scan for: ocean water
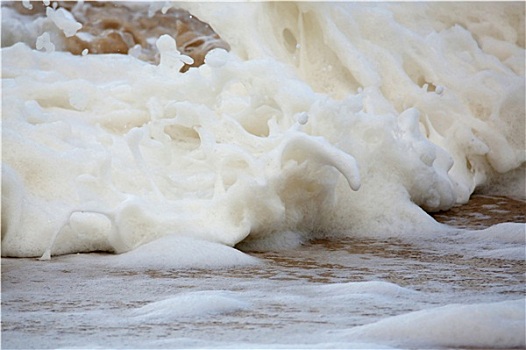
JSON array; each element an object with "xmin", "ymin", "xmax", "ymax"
[{"xmin": 1, "ymin": 2, "xmax": 525, "ymax": 349}]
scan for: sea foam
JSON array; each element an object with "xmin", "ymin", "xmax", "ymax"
[
  {"xmin": 1, "ymin": 2, "xmax": 524, "ymax": 259},
  {"xmin": 338, "ymin": 299, "xmax": 525, "ymax": 349}
]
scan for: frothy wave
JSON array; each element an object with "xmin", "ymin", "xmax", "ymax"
[{"xmin": 1, "ymin": 2, "xmax": 524, "ymax": 258}]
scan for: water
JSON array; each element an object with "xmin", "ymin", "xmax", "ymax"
[
  {"xmin": 2, "ymin": 196, "xmax": 524, "ymax": 348},
  {"xmin": 2, "ymin": 224, "xmax": 524, "ymax": 348},
  {"xmin": 1, "ymin": 2, "xmax": 525, "ymax": 348}
]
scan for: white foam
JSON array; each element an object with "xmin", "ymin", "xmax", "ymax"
[
  {"xmin": 156, "ymin": 34, "xmax": 194, "ymax": 72},
  {"xmin": 467, "ymin": 222, "xmax": 526, "ymax": 244},
  {"xmin": 309, "ymin": 281, "xmax": 420, "ymax": 298},
  {"xmin": 129, "ymin": 291, "xmax": 250, "ymax": 321},
  {"xmin": 338, "ymin": 299, "xmax": 525, "ymax": 349},
  {"xmin": 456, "ymin": 222, "xmax": 526, "ymax": 260},
  {"xmin": 111, "ymin": 235, "xmax": 260, "ymax": 269},
  {"xmin": 45, "ymin": 6, "xmax": 82, "ymax": 38},
  {"xmin": 36, "ymin": 32, "xmax": 55, "ymax": 52},
  {"xmin": 22, "ymin": 0, "xmax": 32, "ymax": 10},
  {"xmin": 1, "ymin": 2, "xmax": 524, "ymax": 263}
]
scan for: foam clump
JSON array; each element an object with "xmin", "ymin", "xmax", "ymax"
[
  {"xmin": 204, "ymin": 48, "xmax": 230, "ymax": 68},
  {"xmin": 45, "ymin": 6, "xmax": 81, "ymax": 37},
  {"xmin": 339, "ymin": 299, "xmax": 525, "ymax": 349},
  {"xmin": 22, "ymin": 0, "xmax": 32, "ymax": 10},
  {"xmin": 458, "ymin": 222, "xmax": 526, "ymax": 260},
  {"xmin": 35, "ymin": 32, "xmax": 54, "ymax": 52},
  {"xmin": 110, "ymin": 235, "xmax": 260, "ymax": 269},
  {"xmin": 156, "ymin": 34, "xmax": 194, "ymax": 72},
  {"xmin": 129, "ymin": 291, "xmax": 250, "ymax": 321},
  {"xmin": 314, "ymin": 281, "xmax": 420, "ymax": 297}
]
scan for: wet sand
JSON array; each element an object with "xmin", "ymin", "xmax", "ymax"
[{"xmin": 432, "ymin": 194, "xmax": 525, "ymax": 230}]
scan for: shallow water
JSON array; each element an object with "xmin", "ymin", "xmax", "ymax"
[{"xmin": 2, "ymin": 196, "xmax": 525, "ymax": 349}]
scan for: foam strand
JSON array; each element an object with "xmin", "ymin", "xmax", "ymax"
[
  {"xmin": 280, "ymin": 133, "xmax": 361, "ymax": 191},
  {"xmin": 125, "ymin": 127, "xmax": 164, "ymax": 200}
]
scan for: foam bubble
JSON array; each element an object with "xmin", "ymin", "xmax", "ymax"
[{"xmin": 204, "ymin": 48, "xmax": 230, "ymax": 68}]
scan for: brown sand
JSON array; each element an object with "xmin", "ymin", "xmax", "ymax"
[{"xmin": 432, "ymin": 194, "xmax": 525, "ymax": 230}]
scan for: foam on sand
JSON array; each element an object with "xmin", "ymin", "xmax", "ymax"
[
  {"xmin": 129, "ymin": 291, "xmax": 251, "ymax": 321},
  {"xmin": 338, "ymin": 299, "xmax": 525, "ymax": 349}
]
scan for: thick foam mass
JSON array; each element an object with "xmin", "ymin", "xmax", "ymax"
[
  {"xmin": 110, "ymin": 235, "xmax": 260, "ymax": 269},
  {"xmin": 1, "ymin": 2, "xmax": 524, "ymax": 258}
]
